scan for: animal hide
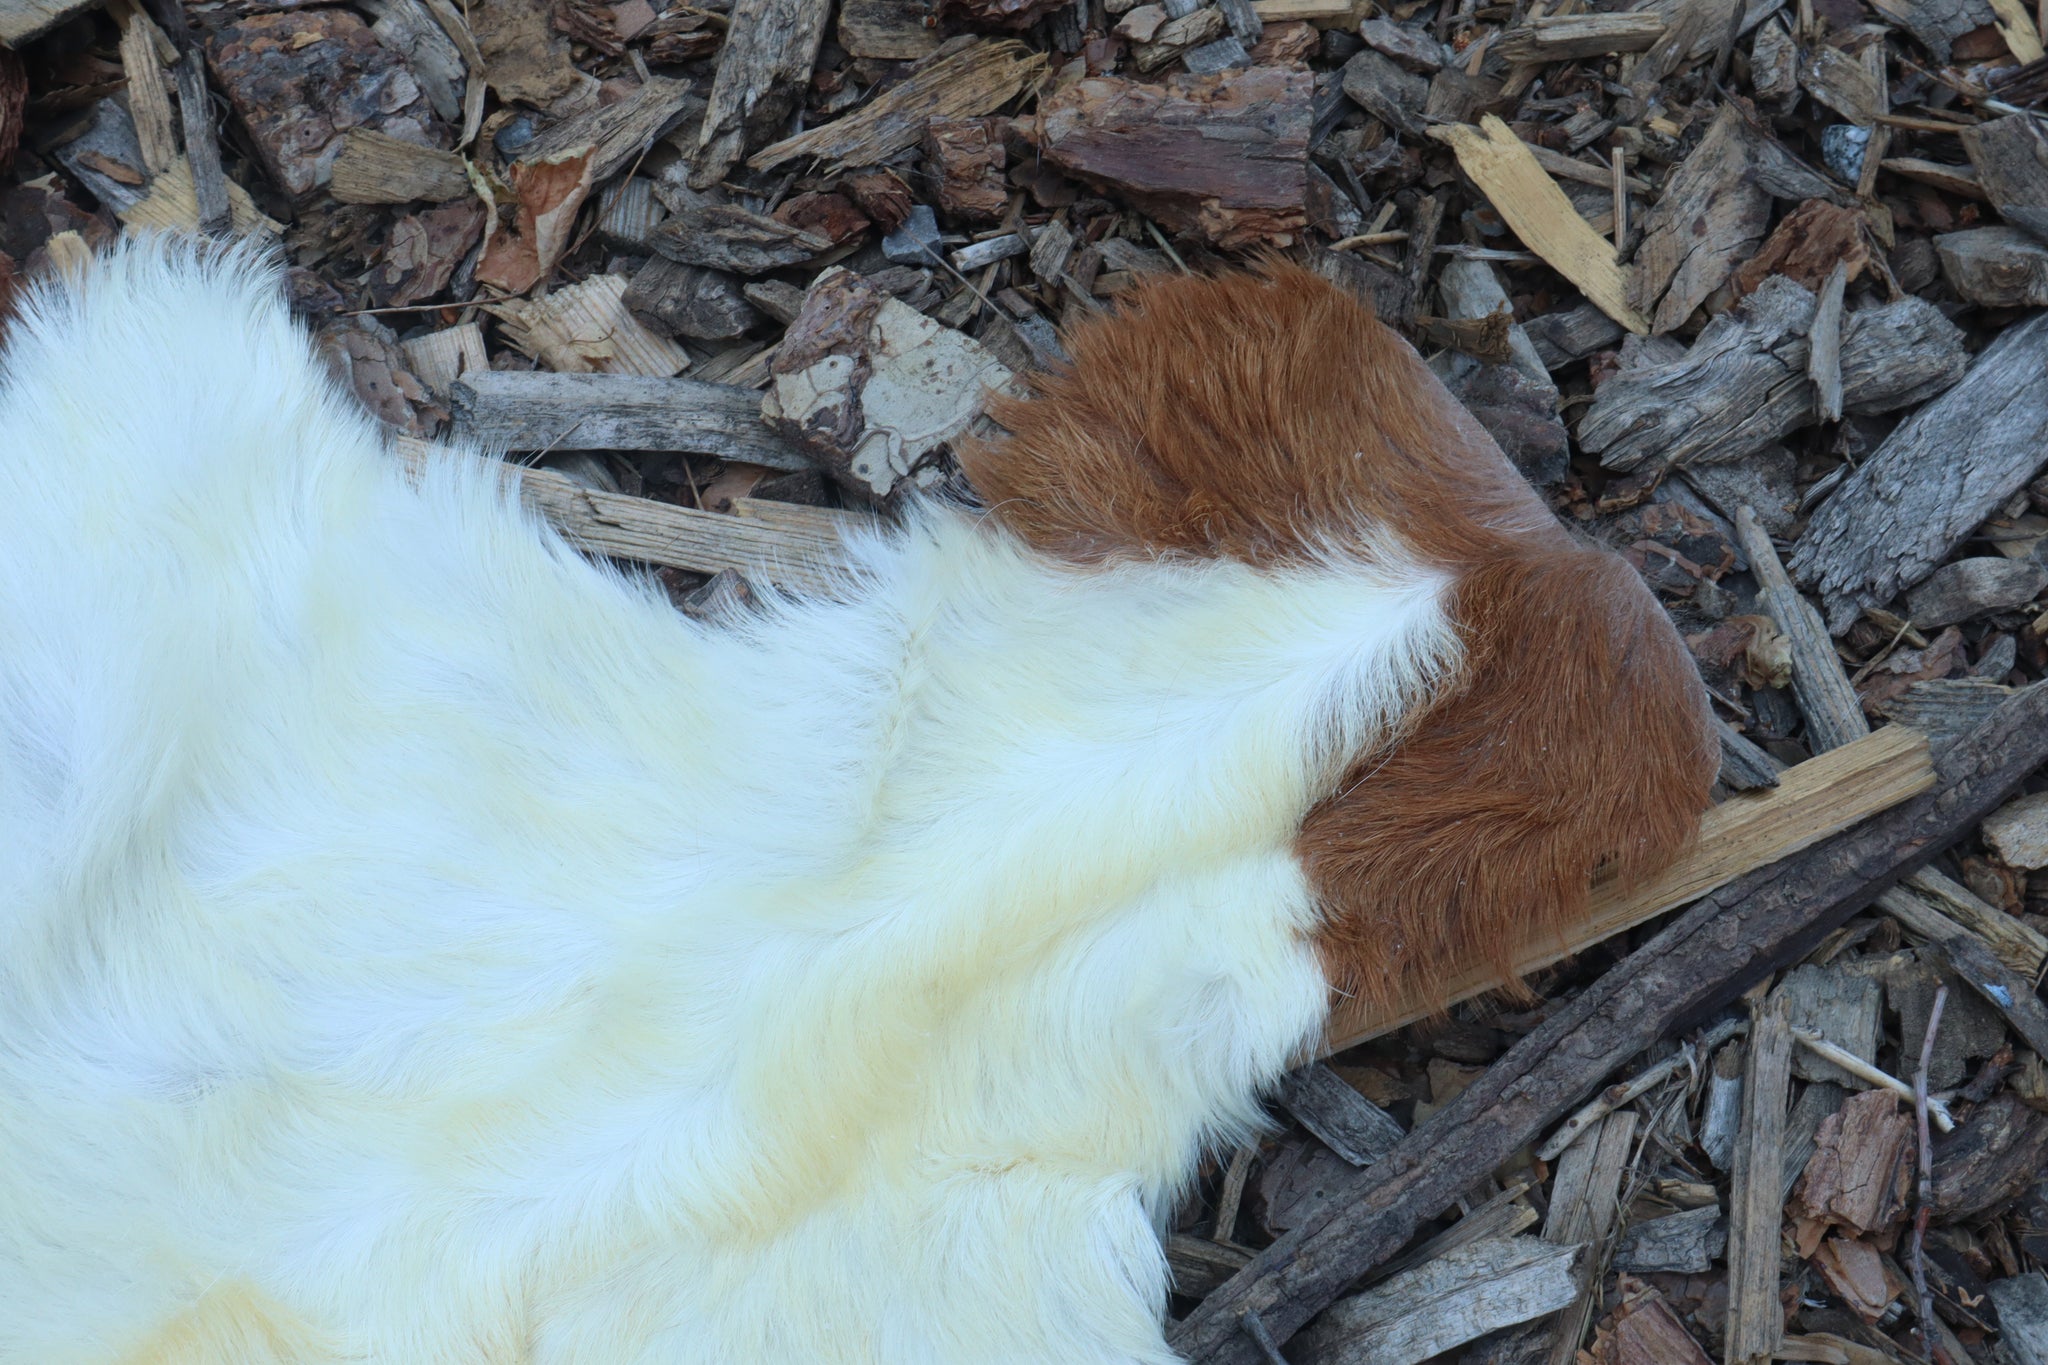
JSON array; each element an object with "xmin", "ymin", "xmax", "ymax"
[{"xmin": 0, "ymin": 240, "xmax": 1717, "ymax": 1363}]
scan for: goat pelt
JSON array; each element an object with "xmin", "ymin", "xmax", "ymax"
[{"xmin": 0, "ymin": 240, "xmax": 1717, "ymax": 1363}]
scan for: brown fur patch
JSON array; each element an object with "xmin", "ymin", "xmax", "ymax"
[{"xmin": 959, "ymin": 264, "xmax": 1717, "ymax": 1026}]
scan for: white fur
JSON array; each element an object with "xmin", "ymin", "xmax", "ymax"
[{"xmin": 0, "ymin": 241, "xmax": 1458, "ymax": 1363}]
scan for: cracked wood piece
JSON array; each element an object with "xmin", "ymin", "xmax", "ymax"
[
  {"xmin": 524, "ymin": 76, "xmax": 702, "ymax": 186},
  {"xmin": 1497, "ymin": 13, "xmax": 1665, "ymax": 61},
  {"xmin": 692, "ymin": 0, "xmax": 834, "ymax": 186},
  {"xmin": 1627, "ymin": 105, "xmax": 1769, "ymax": 335},
  {"xmin": 1700, "ymin": 1040, "xmax": 1745, "ymax": 1171},
  {"xmin": 1542, "ymin": 1112, "xmax": 1639, "ymax": 1365},
  {"xmin": 1960, "ymin": 115, "xmax": 2048, "ymax": 242},
  {"xmin": 1322, "ymin": 724, "xmax": 1935, "ymax": 1052},
  {"xmin": 1877, "ymin": 871, "xmax": 2048, "ymax": 979},
  {"xmin": 1276, "ymin": 1064, "xmax": 1406, "ymax": 1166},
  {"xmin": 330, "ymin": 128, "xmax": 471, "ymax": 204},
  {"xmin": 1612, "ymin": 1205, "xmax": 1725, "ymax": 1274},
  {"xmin": 751, "ymin": 39, "xmax": 1046, "ymax": 175},
  {"xmin": 1789, "ymin": 310, "xmax": 2048, "ymax": 633},
  {"xmin": 1725, "ymin": 988, "xmax": 1792, "ymax": 1365},
  {"xmin": 451, "ymin": 370, "xmax": 807, "ymax": 468},
  {"xmin": 1789, "ymin": 1090, "xmax": 1913, "ymax": 1247},
  {"xmin": 0, "ymin": 0, "xmax": 98, "ymax": 45},
  {"xmin": 1578, "ymin": 281, "xmax": 1964, "ymax": 476},
  {"xmin": 1032, "ymin": 65, "xmax": 1311, "ymax": 249},
  {"xmin": 171, "ymin": 51, "xmax": 232, "ymax": 235},
  {"xmin": 1936, "ymin": 226, "xmax": 2048, "ymax": 307},
  {"xmin": 393, "ymin": 438, "xmax": 850, "ymax": 592},
  {"xmin": 1294, "ymin": 1238, "xmax": 1586, "ymax": 1365},
  {"xmin": 1174, "ymin": 683, "xmax": 2048, "ymax": 1365},
  {"xmin": 116, "ymin": 2, "xmax": 178, "ymax": 175},
  {"xmin": 1734, "ymin": 505, "xmax": 1866, "ymax": 754},
  {"xmin": 1431, "ymin": 116, "xmax": 1646, "ymax": 333},
  {"xmin": 1808, "ymin": 261, "xmax": 1846, "ymax": 424}
]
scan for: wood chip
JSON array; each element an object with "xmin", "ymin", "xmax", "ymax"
[
  {"xmin": 1497, "ymin": 13, "xmax": 1665, "ymax": 62},
  {"xmin": 116, "ymin": 156, "xmax": 285, "ymax": 238},
  {"xmin": 1789, "ymin": 1090, "xmax": 1912, "ymax": 1251},
  {"xmin": 1276, "ymin": 1063, "xmax": 1406, "ymax": 1166},
  {"xmin": 486, "ymin": 273, "xmax": 691, "ymax": 376},
  {"xmin": 330, "ymin": 128, "xmax": 471, "ymax": 205},
  {"xmin": 1937, "ymin": 225, "xmax": 2048, "ymax": 306},
  {"xmin": 751, "ymin": 39, "xmax": 1046, "ymax": 175},
  {"xmin": 1790, "ymin": 310, "xmax": 2048, "ymax": 631},
  {"xmin": 451, "ymin": 369, "xmax": 805, "ymax": 466},
  {"xmin": 1629, "ymin": 105, "xmax": 1770, "ymax": 334},
  {"xmin": 1725, "ymin": 987, "xmax": 1793, "ymax": 1365},
  {"xmin": 1293, "ymin": 1237, "xmax": 1586, "ymax": 1365},
  {"xmin": 1430, "ymin": 116, "xmax": 1647, "ymax": 334}
]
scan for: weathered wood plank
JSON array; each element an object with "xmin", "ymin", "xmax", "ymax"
[{"xmin": 450, "ymin": 371, "xmax": 809, "ymax": 469}]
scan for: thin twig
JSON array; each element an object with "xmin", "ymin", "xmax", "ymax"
[
  {"xmin": 1911, "ymin": 985, "xmax": 1948, "ymax": 1364},
  {"xmin": 1240, "ymin": 1310, "xmax": 1292, "ymax": 1365},
  {"xmin": 1791, "ymin": 1028, "xmax": 1956, "ymax": 1131}
]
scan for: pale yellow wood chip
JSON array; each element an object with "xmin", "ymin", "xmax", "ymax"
[
  {"xmin": 488, "ymin": 274, "xmax": 691, "ymax": 378},
  {"xmin": 1429, "ymin": 114, "xmax": 1650, "ymax": 334}
]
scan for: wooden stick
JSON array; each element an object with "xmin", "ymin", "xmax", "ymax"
[
  {"xmin": 1323, "ymin": 725, "xmax": 1936, "ymax": 1052},
  {"xmin": 1791, "ymin": 1028, "xmax": 1954, "ymax": 1131},
  {"xmin": 1910, "ymin": 985, "xmax": 1948, "ymax": 1362},
  {"xmin": 1169, "ymin": 683, "xmax": 2048, "ymax": 1365},
  {"xmin": 1726, "ymin": 988, "xmax": 1792, "ymax": 1365}
]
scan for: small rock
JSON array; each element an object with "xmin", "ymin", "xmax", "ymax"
[
  {"xmin": 882, "ymin": 203, "xmax": 944, "ymax": 265},
  {"xmin": 1821, "ymin": 123, "xmax": 1870, "ymax": 182},
  {"xmin": 1904, "ymin": 556, "xmax": 2048, "ymax": 627},
  {"xmin": 1985, "ymin": 791, "xmax": 2048, "ymax": 870}
]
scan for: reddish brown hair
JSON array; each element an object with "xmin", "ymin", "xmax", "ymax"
[{"xmin": 959, "ymin": 263, "xmax": 1717, "ymax": 1025}]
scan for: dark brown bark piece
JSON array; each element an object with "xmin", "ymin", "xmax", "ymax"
[
  {"xmin": 1030, "ymin": 66, "xmax": 1311, "ymax": 249},
  {"xmin": 1931, "ymin": 1094, "xmax": 2048, "ymax": 1222},
  {"xmin": 624, "ymin": 258, "xmax": 764, "ymax": 341},
  {"xmin": 923, "ymin": 116, "xmax": 1010, "ymax": 222},
  {"xmin": 369, "ymin": 197, "xmax": 486, "ymax": 306}
]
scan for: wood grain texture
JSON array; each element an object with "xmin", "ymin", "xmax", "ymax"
[
  {"xmin": 451, "ymin": 370, "xmax": 808, "ymax": 468},
  {"xmin": 0, "ymin": 0, "xmax": 99, "ymax": 45},
  {"xmin": 1174, "ymin": 683, "xmax": 2048, "ymax": 1365},
  {"xmin": 1322, "ymin": 725, "xmax": 1936, "ymax": 1052},
  {"xmin": 1789, "ymin": 310, "xmax": 2048, "ymax": 632},
  {"xmin": 1628, "ymin": 105, "xmax": 1769, "ymax": 335},
  {"xmin": 691, "ymin": 0, "xmax": 834, "ymax": 186}
]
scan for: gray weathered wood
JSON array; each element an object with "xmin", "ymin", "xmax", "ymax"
[
  {"xmin": 528, "ymin": 76, "xmax": 701, "ymax": 186},
  {"xmin": 653, "ymin": 203, "xmax": 832, "ymax": 276},
  {"xmin": 1580, "ymin": 280, "xmax": 1965, "ymax": 475},
  {"xmin": 1294, "ymin": 1238, "xmax": 1585, "ymax": 1365},
  {"xmin": 1277, "ymin": 1063, "xmax": 1407, "ymax": 1167},
  {"xmin": 1700, "ymin": 1039, "xmax": 1745, "ymax": 1171},
  {"xmin": 1628, "ymin": 105, "xmax": 1769, "ymax": 335},
  {"xmin": 1789, "ymin": 311, "xmax": 2048, "ymax": 632},
  {"xmin": 1716, "ymin": 719, "xmax": 1782, "ymax": 793},
  {"xmin": 1542, "ymin": 1112, "xmax": 1638, "ymax": 1365},
  {"xmin": 1782, "ymin": 1080, "xmax": 1847, "ymax": 1199},
  {"xmin": 1168, "ymin": 1235, "xmax": 1252, "ymax": 1299},
  {"xmin": 1611, "ymin": 1205, "xmax": 1725, "ymax": 1273},
  {"xmin": 1497, "ymin": 11, "xmax": 1665, "ymax": 60},
  {"xmin": 0, "ymin": 0, "xmax": 99, "ymax": 46},
  {"xmin": 1937, "ymin": 226, "xmax": 2048, "ymax": 307},
  {"xmin": 1961, "ymin": 115, "xmax": 2048, "ymax": 243},
  {"xmin": 450, "ymin": 371, "xmax": 809, "ymax": 468},
  {"xmin": 1808, "ymin": 261, "xmax": 1846, "ymax": 425},
  {"xmin": 1928, "ymin": 933, "xmax": 2048, "ymax": 1060},
  {"xmin": 172, "ymin": 50, "xmax": 232, "ymax": 236},
  {"xmin": 1725, "ymin": 988, "xmax": 1792, "ymax": 1365},
  {"xmin": 1985, "ymin": 1272, "xmax": 2048, "ymax": 1365},
  {"xmin": 1733, "ymin": 507, "xmax": 1869, "ymax": 753},
  {"xmin": 625, "ymin": 259, "xmax": 764, "ymax": 342},
  {"xmin": 1523, "ymin": 303, "xmax": 1624, "ymax": 370},
  {"xmin": 692, "ymin": 0, "xmax": 834, "ymax": 187},
  {"xmin": 1905, "ymin": 556, "xmax": 2048, "ymax": 627},
  {"xmin": 1878, "ymin": 867, "xmax": 2048, "ymax": 981},
  {"xmin": 1779, "ymin": 963, "xmax": 1881, "ymax": 1087},
  {"xmin": 1341, "ymin": 49, "xmax": 1427, "ymax": 137}
]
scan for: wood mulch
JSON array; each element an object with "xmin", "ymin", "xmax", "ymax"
[{"xmin": 2, "ymin": 0, "xmax": 2047, "ymax": 1358}]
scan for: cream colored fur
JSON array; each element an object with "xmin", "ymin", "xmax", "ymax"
[{"xmin": 0, "ymin": 241, "xmax": 1458, "ymax": 1363}]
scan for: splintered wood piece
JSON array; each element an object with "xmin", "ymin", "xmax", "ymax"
[
  {"xmin": 626, "ymin": 259, "xmax": 763, "ymax": 342},
  {"xmin": 115, "ymin": 3, "xmax": 178, "ymax": 176},
  {"xmin": 1430, "ymin": 116, "xmax": 1647, "ymax": 333},
  {"xmin": 1628, "ymin": 105, "xmax": 1769, "ymax": 335},
  {"xmin": 170, "ymin": 51, "xmax": 232, "ymax": 236},
  {"xmin": 1789, "ymin": 309, "xmax": 2048, "ymax": 633},
  {"xmin": 1808, "ymin": 261, "xmax": 1846, "ymax": 424},
  {"xmin": 1733, "ymin": 505, "xmax": 1867, "ymax": 755},
  {"xmin": 1876, "ymin": 870, "xmax": 2048, "ymax": 980},
  {"xmin": 1166, "ymin": 1235, "xmax": 1253, "ymax": 1300},
  {"xmin": 1931, "ymin": 1094, "xmax": 2048, "ymax": 1222},
  {"xmin": 450, "ymin": 370, "xmax": 807, "ymax": 468},
  {"xmin": 692, "ymin": 0, "xmax": 834, "ymax": 186},
  {"xmin": 1725, "ymin": 988, "xmax": 1792, "ymax": 1365},
  {"xmin": 1579, "ymin": 281, "xmax": 1965, "ymax": 476},
  {"xmin": 1988, "ymin": 0, "xmax": 2046, "ymax": 62},
  {"xmin": 1611, "ymin": 1206, "xmax": 1726, "ymax": 1274},
  {"xmin": 1031, "ymin": 65, "xmax": 1311, "ymax": 249},
  {"xmin": 1322, "ymin": 725, "xmax": 1936, "ymax": 1052},
  {"xmin": 0, "ymin": 0, "xmax": 100, "ymax": 45},
  {"xmin": 487, "ymin": 274, "xmax": 689, "ymax": 377},
  {"xmin": 394, "ymin": 437, "xmax": 850, "ymax": 592},
  {"xmin": 1276, "ymin": 1063, "xmax": 1406, "ymax": 1167},
  {"xmin": 330, "ymin": 128, "xmax": 472, "ymax": 205},
  {"xmin": 1961, "ymin": 115, "xmax": 2048, "ymax": 240},
  {"xmin": 1173, "ymin": 686, "xmax": 2048, "ymax": 1365},
  {"xmin": 1790, "ymin": 1090, "xmax": 1913, "ymax": 1247},
  {"xmin": 1984, "ymin": 792, "xmax": 2048, "ymax": 870},
  {"xmin": 1293, "ymin": 1238, "xmax": 1586, "ymax": 1365},
  {"xmin": 1496, "ymin": 13, "xmax": 1665, "ymax": 61},
  {"xmin": 1936, "ymin": 226, "xmax": 2048, "ymax": 307},
  {"xmin": 524, "ymin": 77, "xmax": 701, "ymax": 186},
  {"xmin": 1810, "ymin": 1237, "xmax": 1903, "ymax": 1322},
  {"xmin": 1701, "ymin": 1039, "xmax": 1746, "ymax": 1171},
  {"xmin": 116, "ymin": 157, "xmax": 284, "ymax": 237},
  {"xmin": 923, "ymin": 117, "xmax": 1008, "ymax": 222},
  {"xmin": 1542, "ymin": 1112, "xmax": 1639, "ymax": 1365},
  {"xmin": 750, "ymin": 39, "xmax": 1046, "ymax": 175},
  {"xmin": 400, "ymin": 323, "xmax": 487, "ymax": 399},
  {"xmin": 838, "ymin": 0, "xmax": 943, "ymax": 59}
]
